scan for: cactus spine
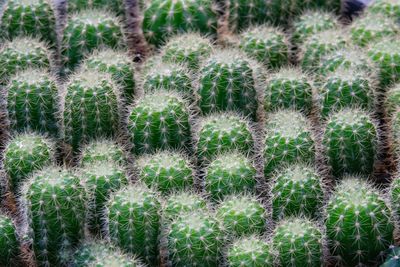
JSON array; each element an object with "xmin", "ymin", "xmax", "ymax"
[
  {"xmin": 80, "ymin": 139, "xmax": 125, "ymax": 166},
  {"xmin": 369, "ymin": 0, "xmax": 400, "ymax": 19},
  {"xmin": 163, "ymin": 192, "xmax": 208, "ymax": 221},
  {"xmin": 0, "ymin": 214, "xmax": 19, "ymax": 266},
  {"xmin": 67, "ymin": 0, "xmax": 125, "ymax": 15},
  {"xmin": 381, "ymin": 246, "xmax": 400, "ymax": 267}
]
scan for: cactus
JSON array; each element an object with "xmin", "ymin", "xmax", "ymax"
[
  {"xmin": 136, "ymin": 150, "xmax": 194, "ymax": 194},
  {"xmin": 270, "ymin": 164, "xmax": 324, "ymax": 220},
  {"xmin": 216, "ymin": 194, "xmax": 266, "ymax": 237},
  {"xmin": 161, "ymin": 33, "xmax": 213, "ymax": 71},
  {"xmin": 163, "ymin": 192, "xmax": 208, "ymax": 221},
  {"xmin": 226, "ymin": 0, "xmax": 271, "ymax": 32},
  {"xmin": 106, "ymin": 184, "xmax": 161, "ymax": 264},
  {"xmin": 350, "ymin": 14, "xmax": 398, "ymax": 47},
  {"xmin": 322, "ymin": 108, "xmax": 377, "ymax": 177},
  {"xmin": 142, "ymin": 0, "xmax": 219, "ymax": 47},
  {"xmin": 0, "ymin": 214, "xmax": 19, "ymax": 266},
  {"xmin": 386, "ymin": 83, "xmax": 400, "ymax": 116},
  {"xmin": 390, "ymin": 175, "xmax": 400, "ymax": 220},
  {"xmin": 196, "ymin": 113, "xmax": 254, "ymax": 162},
  {"xmin": 381, "ymin": 246, "xmax": 400, "ymax": 267},
  {"xmin": 325, "ymin": 178, "xmax": 394, "ymax": 266},
  {"xmin": 0, "ymin": 0, "xmax": 56, "ymax": 44},
  {"xmin": 0, "ymin": 37, "xmax": 51, "ymax": 85},
  {"xmin": 264, "ymin": 110, "xmax": 315, "ymax": 176},
  {"xmin": 204, "ymin": 152, "xmax": 257, "ymax": 201},
  {"xmin": 128, "ymin": 91, "xmax": 191, "ymax": 155},
  {"xmin": 84, "ymin": 48, "xmax": 135, "ymax": 104},
  {"xmin": 20, "ymin": 167, "xmax": 86, "ymax": 266},
  {"xmin": 264, "ymin": 67, "xmax": 313, "ymax": 114},
  {"xmin": 197, "ymin": 49, "xmax": 261, "ymax": 120},
  {"xmin": 4, "ymin": 132, "xmax": 53, "ymax": 193},
  {"xmin": 166, "ymin": 210, "xmax": 224, "ymax": 267},
  {"xmin": 80, "ymin": 139, "xmax": 125, "ymax": 166},
  {"xmin": 62, "ymin": 69, "xmax": 120, "ymax": 152},
  {"xmin": 67, "ymin": 0, "xmax": 125, "ymax": 15},
  {"xmin": 5, "ymin": 68, "xmax": 59, "ymax": 136},
  {"xmin": 239, "ymin": 25, "xmax": 289, "ymax": 68},
  {"xmin": 61, "ymin": 9, "xmax": 124, "ymax": 74},
  {"xmin": 227, "ymin": 235, "xmax": 274, "ymax": 267},
  {"xmin": 272, "ymin": 217, "xmax": 324, "ymax": 267},
  {"xmin": 317, "ymin": 66, "xmax": 375, "ymax": 118},
  {"xmin": 369, "ymin": 0, "xmax": 400, "ymax": 20}
]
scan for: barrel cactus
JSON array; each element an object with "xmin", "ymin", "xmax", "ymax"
[
  {"xmin": 80, "ymin": 139, "xmax": 125, "ymax": 166},
  {"xmin": 67, "ymin": 0, "xmax": 125, "ymax": 15},
  {"xmin": 369, "ymin": 0, "xmax": 400, "ymax": 19},
  {"xmin": 390, "ymin": 175, "xmax": 400, "ymax": 220},
  {"xmin": 163, "ymin": 192, "xmax": 208, "ymax": 221},
  {"xmin": 0, "ymin": 214, "xmax": 19, "ymax": 266},
  {"xmin": 226, "ymin": 0, "xmax": 271, "ymax": 32}
]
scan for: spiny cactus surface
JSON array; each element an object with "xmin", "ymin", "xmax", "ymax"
[
  {"xmin": 0, "ymin": 214, "xmax": 18, "ymax": 266},
  {"xmin": 369, "ymin": 0, "xmax": 400, "ymax": 19},
  {"xmin": 163, "ymin": 192, "xmax": 208, "ymax": 221},
  {"xmin": 80, "ymin": 139, "xmax": 125, "ymax": 166},
  {"xmin": 67, "ymin": 0, "xmax": 125, "ymax": 15}
]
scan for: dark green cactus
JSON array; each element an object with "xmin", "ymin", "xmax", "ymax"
[
  {"xmin": 381, "ymin": 246, "xmax": 400, "ymax": 267},
  {"xmin": 163, "ymin": 192, "xmax": 208, "ymax": 221},
  {"xmin": 264, "ymin": 110, "xmax": 315, "ymax": 176},
  {"xmin": 325, "ymin": 178, "xmax": 394, "ymax": 266},
  {"xmin": 128, "ymin": 91, "xmax": 191, "ymax": 155},
  {"xmin": 226, "ymin": 0, "xmax": 271, "ymax": 32},
  {"xmin": 80, "ymin": 139, "xmax": 125, "ymax": 166},
  {"xmin": 369, "ymin": 0, "xmax": 400, "ymax": 20},
  {"xmin": 0, "ymin": 214, "xmax": 19, "ymax": 266},
  {"xmin": 67, "ymin": 0, "xmax": 125, "ymax": 15},
  {"xmin": 322, "ymin": 108, "xmax": 378, "ymax": 177}
]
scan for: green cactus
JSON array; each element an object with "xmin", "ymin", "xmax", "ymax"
[
  {"xmin": 264, "ymin": 67, "xmax": 314, "ymax": 114},
  {"xmin": 227, "ymin": 235, "xmax": 274, "ymax": 267},
  {"xmin": 390, "ymin": 175, "xmax": 400, "ymax": 220},
  {"xmin": 226, "ymin": 0, "xmax": 271, "ymax": 32},
  {"xmin": 4, "ymin": 132, "xmax": 53, "ymax": 193},
  {"xmin": 128, "ymin": 91, "xmax": 191, "ymax": 155},
  {"xmin": 62, "ymin": 69, "xmax": 120, "ymax": 152},
  {"xmin": 166, "ymin": 210, "xmax": 224, "ymax": 267},
  {"xmin": 0, "ymin": 0, "xmax": 56, "ymax": 44},
  {"xmin": 386, "ymin": 83, "xmax": 400, "ymax": 116},
  {"xmin": 272, "ymin": 217, "xmax": 324, "ymax": 267},
  {"xmin": 216, "ymin": 194, "xmax": 266, "ymax": 236},
  {"xmin": 204, "ymin": 152, "xmax": 257, "ymax": 201},
  {"xmin": 20, "ymin": 167, "xmax": 86, "ymax": 266},
  {"xmin": 0, "ymin": 214, "xmax": 19, "ymax": 266},
  {"xmin": 264, "ymin": 110, "xmax": 315, "ymax": 176},
  {"xmin": 317, "ymin": 66, "xmax": 375, "ymax": 118},
  {"xmin": 381, "ymin": 246, "xmax": 400, "ymax": 267},
  {"xmin": 84, "ymin": 48, "xmax": 135, "ymax": 104},
  {"xmin": 369, "ymin": 0, "xmax": 400, "ymax": 20},
  {"xmin": 0, "ymin": 37, "xmax": 50, "ymax": 85},
  {"xmin": 5, "ymin": 68, "xmax": 59, "ymax": 136},
  {"xmin": 196, "ymin": 113, "xmax": 254, "ymax": 162},
  {"xmin": 325, "ymin": 178, "xmax": 394, "ymax": 266},
  {"xmin": 106, "ymin": 184, "xmax": 161, "ymax": 264},
  {"xmin": 161, "ymin": 33, "xmax": 213, "ymax": 71},
  {"xmin": 142, "ymin": 0, "xmax": 219, "ymax": 47},
  {"xmin": 136, "ymin": 150, "xmax": 194, "ymax": 194},
  {"xmin": 239, "ymin": 25, "xmax": 289, "ymax": 68},
  {"xmin": 80, "ymin": 139, "xmax": 125, "ymax": 166},
  {"xmin": 62, "ymin": 9, "xmax": 124, "ymax": 74},
  {"xmin": 163, "ymin": 192, "xmax": 208, "ymax": 221},
  {"xmin": 270, "ymin": 164, "xmax": 324, "ymax": 220},
  {"xmin": 322, "ymin": 108, "xmax": 377, "ymax": 177},
  {"xmin": 67, "ymin": 0, "xmax": 125, "ymax": 15},
  {"xmin": 197, "ymin": 49, "xmax": 261, "ymax": 120}
]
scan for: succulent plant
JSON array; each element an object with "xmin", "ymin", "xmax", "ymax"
[
  {"xmin": 106, "ymin": 184, "xmax": 161, "ymax": 264},
  {"xmin": 272, "ymin": 217, "xmax": 324, "ymax": 267},
  {"xmin": 239, "ymin": 25, "xmax": 289, "ymax": 68},
  {"xmin": 325, "ymin": 178, "xmax": 394, "ymax": 266},
  {"xmin": 381, "ymin": 246, "xmax": 400, "ymax": 267},
  {"xmin": 385, "ymin": 83, "xmax": 400, "ymax": 116},
  {"xmin": 204, "ymin": 152, "xmax": 257, "ymax": 201},
  {"xmin": 20, "ymin": 167, "xmax": 86, "ymax": 266},
  {"xmin": 369, "ymin": 0, "xmax": 400, "ymax": 20},
  {"xmin": 226, "ymin": 0, "xmax": 271, "ymax": 32},
  {"xmin": 80, "ymin": 139, "xmax": 125, "ymax": 166},
  {"xmin": 322, "ymin": 108, "xmax": 377, "ymax": 177},
  {"xmin": 163, "ymin": 191, "xmax": 208, "ymax": 221},
  {"xmin": 4, "ymin": 132, "xmax": 53, "ymax": 193},
  {"xmin": 264, "ymin": 110, "xmax": 315, "ymax": 176},
  {"xmin": 128, "ymin": 91, "xmax": 191, "ymax": 155},
  {"xmin": 62, "ymin": 69, "xmax": 120, "ymax": 152},
  {"xmin": 390, "ymin": 174, "xmax": 400, "ymax": 219},
  {"xmin": 0, "ymin": 214, "xmax": 19, "ymax": 266},
  {"xmin": 264, "ymin": 67, "xmax": 313, "ymax": 114},
  {"xmin": 67, "ymin": 0, "xmax": 125, "ymax": 15}
]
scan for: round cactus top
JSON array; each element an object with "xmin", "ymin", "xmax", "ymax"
[
  {"xmin": 269, "ymin": 67, "xmax": 307, "ymax": 81},
  {"xmin": 209, "ymin": 152, "xmax": 252, "ymax": 170},
  {"xmin": 8, "ymin": 0, "xmax": 50, "ymax": 5},
  {"xmin": 171, "ymin": 211, "xmax": 217, "ymax": 232},
  {"xmin": 305, "ymin": 29, "xmax": 347, "ymax": 46},
  {"xmin": 138, "ymin": 91, "xmax": 186, "ymax": 111},
  {"xmin": 203, "ymin": 49, "xmax": 252, "ymax": 66},
  {"xmin": 369, "ymin": 38, "xmax": 400, "ymax": 54},
  {"xmin": 201, "ymin": 114, "xmax": 250, "ymax": 133},
  {"xmin": 278, "ymin": 164, "xmax": 317, "ymax": 182},
  {"xmin": 326, "ymin": 65, "xmax": 369, "ymax": 81},
  {"xmin": 352, "ymin": 13, "xmax": 397, "ymax": 32},
  {"xmin": 6, "ymin": 133, "xmax": 51, "ymax": 154},
  {"xmin": 266, "ymin": 110, "xmax": 309, "ymax": 138},
  {"xmin": 297, "ymin": 10, "xmax": 336, "ymax": 26},
  {"xmin": 137, "ymin": 150, "xmax": 188, "ymax": 169},
  {"xmin": 10, "ymin": 68, "xmax": 52, "ymax": 84},
  {"xmin": 2, "ymin": 37, "xmax": 47, "ymax": 54},
  {"xmin": 275, "ymin": 217, "xmax": 320, "ymax": 237},
  {"xmin": 230, "ymin": 235, "xmax": 269, "ymax": 254},
  {"xmin": 109, "ymin": 185, "xmax": 159, "ymax": 206},
  {"xmin": 218, "ymin": 195, "xmax": 264, "ymax": 214},
  {"xmin": 89, "ymin": 49, "xmax": 131, "ymax": 66},
  {"xmin": 320, "ymin": 47, "xmax": 374, "ymax": 72},
  {"xmin": 328, "ymin": 108, "xmax": 372, "ymax": 125},
  {"xmin": 69, "ymin": 69, "xmax": 113, "ymax": 88},
  {"xmin": 70, "ymin": 9, "xmax": 120, "ymax": 25},
  {"xmin": 163, "ymin": 33, "xmax": 213, "ymax": 53},
  {"xmin": 82, "ymin": 161, "xmax": 123, "ymax": 177}
]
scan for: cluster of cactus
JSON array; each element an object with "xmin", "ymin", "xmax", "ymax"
[
  {"xmin": 163, "ymin": 192, "xmax": 207, "ymax": 221},
  {"xmin": 0, "ymin": 214, "xmax": 18, "ymax": 266},
  {"xmin": 80, "ymin": 139, "xmax": 125, "ymax": 166},
  {"xmin": 369, "ymin": 0, "xmax": 400, "ymax": 19}
]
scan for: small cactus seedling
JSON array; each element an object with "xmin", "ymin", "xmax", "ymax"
[
  {"xmin": 0, "ymin": 37, "xmax": 51, "ymax": 85},
  {"xmin": 317, "ymin": 66, "xmax": 375, "ymax": 118},
  {"xmin": 227, "ymin": 235, "xmax": 274, "ymax": 267},
  {"xmin": 163, "ymin": 192, "xmax": 208, "ymax": 221},
  {"xmin": 385, "ymin": 83, "xmax": 400, "ymax": 116},
  {"xmin": 136, "ymin": 150, "xmax": 194, "ymax": 194},
  {"xmin": 67, "ymin": 0, "xmax": 125, "ymax": 15},
  {"xmin": 0, "ymin": 214, "xmax": 18, "ymax": 266},
  {"xmin": 350, "ymin": 14, "xmax": 398, "ymax": 47},
  {"xmin": 381, "ymin": 246, "xmax": 400, "ymax": 267},
  {"xmin": 142, "ymin": 0, "xmax": 219, "ymax": 47},
  {"xmin": 62, "ymin": 9, "xmax": 124, "ymax": 74},
  {"xmin": 226, "ymin": 0, "xmax": 271, "ymax": 32},
  {"xmin": 106, "ymin": 185, "xmax": 161, "ymax": 264},
  {"xmin": 196, "ymin": 113, "xmax": 254, "ymax": 162},
  {"xmin": 80, "ymin": 139, "xmax": 125, "ymax": 166},
  {"xmin": 0, "ymin": 0, "xmax": 57, "ymax": 44},
  {"xmin": 166, "ymin": 210, "xmax": 224, "ymax": 267},
  {"xmin": 322, "ymin": 108, "xmax": 377, "ymax": 177},
  {"xmin": 20, "ymin": 167, "xmax": 86, "ymax": 266},
  {"xmin": 81, "ymin": 161, "xmax": 128, "ymax": 235},
  {"xmin": 62, "ymin": 69, "xmax": 120, "ymax": 152},
  {"xmin": 197, "ymin": 49, "xmax": 261, "ymax": 120},
  {"xmin": 5, "ymin": 69, "xmax": 59, "ymax": 136},
  {"xmin": 4, "ymin": 132, "xmax": 53, "ymax": 193},
  {"xmin": 264, "ymin": 110, "xmax": 315, "ymax": 176},
  {"xmin": 128, "ymin": 91, "xmax": 191, "ymax": 155},
  {"xmin": 264, "ymin": 67, "xmax": 314, "ymax": 114},
  {"xmin": 239, "ymin": 25, "xmax": 289, "ymax": 68},
  {"xmin": 272, "ymin": 217, "xmax": 324, "ymax": 266},
  {"xmin": 161, "ymin": 33, "xmax": 213, "ymax": 71},
  {"xmin": 204, "ymin": 152, "xmax": 257, "ymax": 201},
  {"xmin": 216, "ymin": 194, "xmax": 266, "ymax": 237},
  {"xmin": 325, "ymin": 178, "xmax": 394, "ymax": 266},
  {"xmin": 270, "ymin": 164, "xmax": 324, "ymax": 220},
  {"xmin": 369, "ymin": 0, "xmax": 400, "ymax": 20},
  {"xmin": 84, "ymin": 48, "xmax": 135, "ymax": 104}
]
